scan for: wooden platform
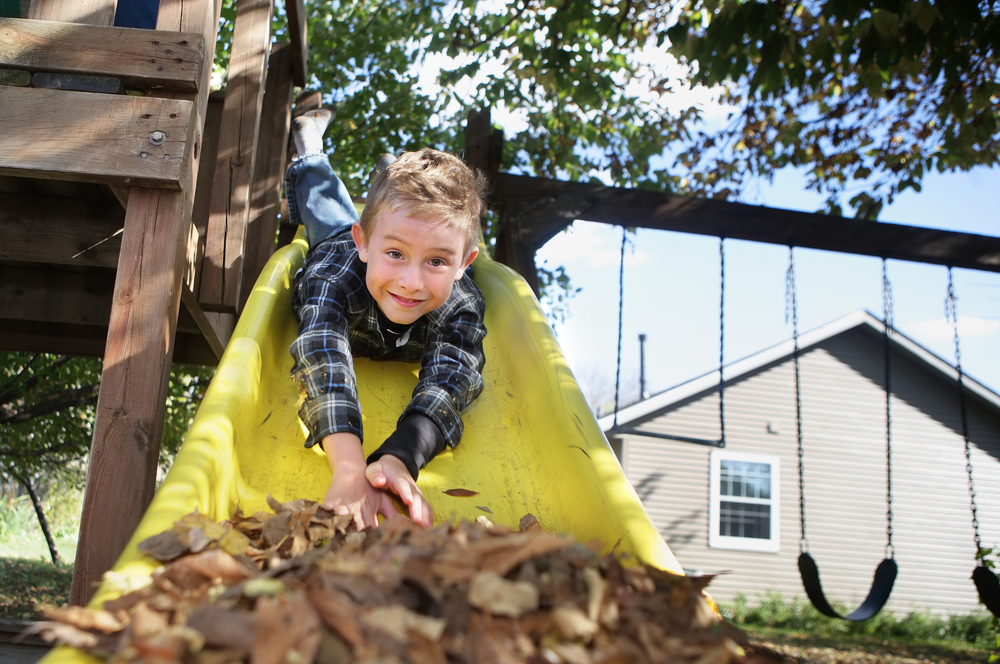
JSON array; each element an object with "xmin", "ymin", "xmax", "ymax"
[
  {"xmin": 0, "ymin": 619, "xmax": 49, "ymax": 664},
  {"xmin": 0, "ymin": 176, "xmax": 222, "ymax": 365}
]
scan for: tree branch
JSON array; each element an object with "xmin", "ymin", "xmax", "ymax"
[
  {"xmin": 11, "ymin": 470, "xmax": 61, "ymax": 565},
  {"xmin": 0, "ymin": 353, "xmax": 40, "ymax": 404},
  {"xmin": 0, "ymin": 383, "xmax": 99, "ymax": 424},
  {"xmin": 0, "ymin": 440, "xmax": 81, "ymax": 458}
]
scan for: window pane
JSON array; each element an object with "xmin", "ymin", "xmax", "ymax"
[
  {"xmin": 719, "ymin": 501, "xmax": 771, "ymax": 539},
  {"xmin": 720, "ymin": 460, "xmax": 771, "ymax": 499}
]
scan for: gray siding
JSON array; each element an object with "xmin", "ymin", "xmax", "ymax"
[{"xmin": 620, "ymin": 327, "xmax": 1000, "ymax": 616}]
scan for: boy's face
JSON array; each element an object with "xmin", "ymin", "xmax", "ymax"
[{"xmin": 352, "ymin": 206, "xmax": 478, "ymax": 325}]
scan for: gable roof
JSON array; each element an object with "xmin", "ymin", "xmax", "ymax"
[{"xmin": 598, "ymin": 309, "xmax": 1000, "ymax": 431}]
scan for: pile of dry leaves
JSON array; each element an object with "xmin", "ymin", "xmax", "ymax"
[{"xmin": 28, "ymin": 496, "xmax": 781, "ymax": 664}]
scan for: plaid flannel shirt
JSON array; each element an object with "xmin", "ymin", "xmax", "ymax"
[{"xmin": 290, "ymin": 225, "xmax": 487, "ymax": 451}]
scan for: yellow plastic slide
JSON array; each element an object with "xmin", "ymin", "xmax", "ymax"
[{"xmin": 44, "ymin": 235, "xmax": 681, "ymax": 663}]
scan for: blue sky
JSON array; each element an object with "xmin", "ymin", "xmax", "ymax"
[{"xmin": 536, "ymin": 166, "xmax": 1000, "ymax": 408}]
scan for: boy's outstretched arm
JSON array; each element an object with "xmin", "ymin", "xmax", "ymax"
[{"xmin": 321, "ymin": 432, "xmax": 401, "ymax": 530}]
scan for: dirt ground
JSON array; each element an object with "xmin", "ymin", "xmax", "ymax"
[{"xmin": 749, "ymin": 632, "xmax": 992, "ymax": 664}]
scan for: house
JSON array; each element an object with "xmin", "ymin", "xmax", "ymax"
[{"xmin": 599, "ymin": 310, "xmax": 1000, "ymax": 616}]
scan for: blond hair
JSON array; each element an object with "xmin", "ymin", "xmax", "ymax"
[{"xmin": 359, "ymin": 148, "xmax": 486, "ymax": 256}]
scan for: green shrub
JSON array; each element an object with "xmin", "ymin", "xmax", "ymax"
[
  {"xmin": 721, "ymin": 591, "xmax": 996, "ymax": 647},
  {"xmin": 0, "ymin": 494, "xmax": 36, "ymax": 539}
]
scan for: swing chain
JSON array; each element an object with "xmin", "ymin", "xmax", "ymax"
[
  {"xmin": 786, "ymin": 248, "xmax": 808, "ymax": 553},
  {"xmin": 947, "ymin": 268, "xmax": 982, "ymax": 553},
  {"xmin": 719, "ymin": 238, "xmax": 726, "ymax": 448},
  {"xmin": 882, "ymin": 260, "xmax": 894, "ymax": 558},
  {"xmin": 612, "ymin": 226, "xmax": 627, "ymax": 429}
]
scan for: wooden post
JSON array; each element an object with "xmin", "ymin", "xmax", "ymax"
[
  {"xmin": 69, "ymin": 0, "xmax": 220, "ymax": 606},
  {"xmin": 197, "ymin": 0, "xmax": 274, "ymax": 312},
  {"xmin": 463, "ymin": 108, "xmax": 539, "ymax": 293},
  {"xmin": 240, "ymin": 41, "xmax": 295, "ymax": 308}
]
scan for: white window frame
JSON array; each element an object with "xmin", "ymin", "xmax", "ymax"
[{"xmin": 709, "ymin": 450, "xmax": 780, "ymax": 553}]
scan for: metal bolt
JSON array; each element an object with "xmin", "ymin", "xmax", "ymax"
[{"xmin": 149, "ymin": 131, "xmax": 166, "ymax": 146}]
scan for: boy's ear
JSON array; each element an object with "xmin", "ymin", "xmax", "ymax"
[
  {"xmin": 351, "ymin": 223, "xmax": 369, "ymax": 262},
  {"xmin": 455, "ymin": 245, "xmax": 479, "ymax": 280}
]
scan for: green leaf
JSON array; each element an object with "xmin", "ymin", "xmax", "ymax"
[{"xmin": 872, "ymin": 10, "xmax": 899, "ymax": 38}]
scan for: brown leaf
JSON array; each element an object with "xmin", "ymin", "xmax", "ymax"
[
  {"xmin": 480, "ymin": 532, "xmax": 568, "ymax": 577},
  {"xmin": 176, "ymin": 511, "xmax": 229, "ymax": 552},
  {"xmin": 305, "ymin": 572, "xmax": 367, "ymax": 651},
  {"xmin": 360, "ymin": 604, "xmax": 446, "ymax": 643},
  {"xmin": 461, "ymin": 612, "xmax": 524, "ymax": 664},
  {"xmin": 261, "ymin": 511, "xmax": 293, "ymax": 549},
  {"xmin": 182, "ymin": 548, "xmax": 257, "ymax": 584},
  {"xmin": 251, "ymin": 590, "xmax": 322, "ymax": 664},
  {"xmin": 138, "ymin": 530, "xmax": 190, "ymax": 562},
  {"xmin": 467, "ymin": 571, "xmax": 539, "ymax": 618},
  {"xmin": 126, "ymin": 602, "xmax": 171, "ymax": 641},
  {"xmin": 126, "ymin": 626, "xmax": 205, "ymax": 663},
  {"xmin": 39, "ymin": 604, "xmax": 127, "ymax": 633},
  {"xmin": 157, "ymin": 559, "xmax": 212, "ymax": 592},
  {"xmin": 21, "ymin": 622, "xmax": 102, "ymax": 650},
  {"xmin": 443, "ymin": 488, "xmax": 479, "ymax": 497},
  {"xmin": 519, "ymin": 514, "xmax": 541, "ymax": 532},
  {"xmin": 187, "ymin": 605, "xmax": 256, "ymax": 654},
  {"xmin": 218, "ymin": 527, "xmax": 253, "ymax": 556},
  {"xmin": 103, "ymin": 587, "xmax": 155, "ymax": 614}
]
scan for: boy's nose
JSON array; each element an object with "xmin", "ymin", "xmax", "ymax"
[{"xmin": 397, "ymin": 264, "xmax": 422, "ymax": 291}]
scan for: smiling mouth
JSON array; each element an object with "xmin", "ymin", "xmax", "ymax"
[{"xmin": 391, "ymin": 294, "xmax": 423, "ymax": 307}]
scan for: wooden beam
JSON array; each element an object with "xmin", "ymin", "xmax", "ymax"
[
  {"xmin": 285, "ymin": 0, "xmax": 307, "ymax": 86},
  {"xmin": 0, "ymin": 18, "xmax": 205, "ymax": 92},
  {"xmin": 0, "ymin": 264, "xmax": 116, "ymax": 325},
  {"xmin": 463, "ymin": 108, "xmax": 502, "ymax": 185},
  {"xmin": 27, "ymin": 0, "xmax": 114, "ymax": 25},
  {"xmin": 0, "ymin": 193, "xmax": 124, "ymax": 267},
  {"xmin": 70, "ymin": 0, "xmax": 221, "ymax": 607},
  {"xmin": 240, "ymin": 41, "xmax": 295, "ymax": 309},
  {"xmin": 0, "ymin": 263, "xmax": 218, "ymax": 338},
  {"xmin": 187, "ymin": 90, "xmax": 225, "ymax": 292},
  {"xmin": 0, "ymin": 318, "xmax": 219, "ymax": 366},
  {"xmin": 180, "ymin": 285, "xmax": 229, "ymax": 360},
  {"xmin": 198, "ymin": 0, "xmax": 274, "ymax": 312},
  {"xmin": 494, "ymin": 173, "xmax": 1000, "ymax": 273},
  {"xmin": 0, "ymin": 86, "xmax": 195, "ymax": 189}
]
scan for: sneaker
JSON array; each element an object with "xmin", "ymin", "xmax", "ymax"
[{"xmin": 291, "ymin": 108, "xmax": 334, "ymax": 157}]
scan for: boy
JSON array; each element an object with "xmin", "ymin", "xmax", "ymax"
[{"xmin": 286, "ymin": 109, "xmax": 488, "ymax": 531}]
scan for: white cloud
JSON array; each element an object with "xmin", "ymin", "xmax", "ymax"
[{"xmin": 909, "ymin": 317, "xmax": 1000, "ymax": 343}]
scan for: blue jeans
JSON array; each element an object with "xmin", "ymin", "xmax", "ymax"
[{"xmin": 284, "ymin": 155, "xmax": 359, "ymax": 248}]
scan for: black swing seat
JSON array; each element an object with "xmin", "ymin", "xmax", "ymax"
[
  {"xmin": 972, "ymin": 565, "xmax": 1000, "ymax": 616},
  {"xmin": 798, "ymin": 552, "xmax": 898, "ymax": 622}
]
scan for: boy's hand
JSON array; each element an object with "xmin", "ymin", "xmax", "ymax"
[
  {"xmin": 323, "ymin": 464, "xmax": 401, "ymax": 531},
  {"xmin": 366, "ymin": 455, "xmax": 434, "ymax": 528},
  {"xmin": 321, "ymin": 433, "xmax": 400, "ymax": 530}
]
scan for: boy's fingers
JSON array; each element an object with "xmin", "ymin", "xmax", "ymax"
[
  {"xmin": 410, "ymin": 496, "xmax": 433, "ymax": 528},
  {"xmin": 393, "ymin": 477, "xmax": 414, "ymax": 506},
  {"xmin": 379, "ymin": 494, "xmax": 402, "ymax": 520},
  {"xmin": 367, "ymin": 467, "xmax": 387, "ymax": 489},
  {"xmin": 363, "ymin": 504, "xmax": 379, "ymax": 529}
]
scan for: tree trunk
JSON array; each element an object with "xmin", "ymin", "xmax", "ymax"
[{"xmin": 14, "ymin": 471, "xmax": 61, "ymax": 565}]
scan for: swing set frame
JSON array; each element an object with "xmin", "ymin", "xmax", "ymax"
[{"xmin": 605, "ymin": 231, "xmax": 1000, "ymax": 620}]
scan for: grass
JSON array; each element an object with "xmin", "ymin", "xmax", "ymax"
[
  {"xmin": 724, "ymin": 592, "xmax": 998, "ymax": 664},
  {"xmin": 0, "ymin": 557, "xmax": 73, "ymax": 620},
  {"xmin": 0, "ymin": 490, "xmax": 79, "ymax": 619},
  {"xmin": 746, "ymin": 627, "xmax": 993, "ymax": 664},
  {"xmin": 0, "ymin": 491, "xmax": 80, "ymax": 562}
]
